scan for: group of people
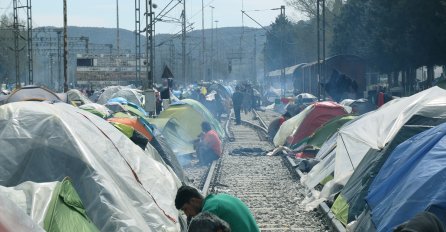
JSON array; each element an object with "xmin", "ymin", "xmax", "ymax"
[
  {"xmin": 232, "ymin": 83, "xmax": 260, "ymax": 125},
  {"xmin": 175, "ymin": 186, "xmax": 260, "ymax": 232}
]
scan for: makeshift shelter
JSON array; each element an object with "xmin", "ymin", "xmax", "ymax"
[
  {"xmin": 158, "ymin": 99, "xmax": 224, "ymax": 141},
  {"xmin": 0, "ymin": 190, "xmax": 45, "ymax": 232},
  {"xmin": 107, "ymin": 97, "xmax": 148, "ymax": 118},
  {"xmin": 340, "ymin": 98, "xmax": 376, "ymax": 115},
  {"xmin": 365, "ymin": 122, "xmax": 446, "ymax": 232},
  {"xmin": 79, "ymin": 103, "xmax": 112, "ymax": 118},
  {"xmin": 274, "ymin": 101, "xmax": 349, "ymax": 147},
  {"xmin": 108, "ymin": 116, "xmax": 187, "ymax": 183},
  {"xmin": 149, "ymin": 117, "xmax": 195, "ymax": 156},
  {"xmin": 96, "ymin": 86, "xmax": 143, "ymax": 106},
  {"xmin": 0, "ymin": 85, "xmax": 65, "ymax": 105},
  {"xmin": 0, "ymin": 101, "xmax": 181, "ymax": 231},
  {"xmin": 66, "ymin": 89, "xmax": 92, "ymax": 106},
  {"xmin": 0, "ymin": 179, "xmax": 98, "ymax": 232},
  {"xmin": 304, "ymin": 115, "xmax": 355, "ymax": 150},
  {"xmin": 333, "ymin": 87, "xmax": 446, "ymax": 189},
  {"xmin": 331, "ymin": 115, "xmax": 446, "ymax": 226}
]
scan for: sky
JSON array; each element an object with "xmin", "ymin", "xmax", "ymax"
[{"xmin": 0, "ymin": 0, "xmax": 304, "ymax": 34}]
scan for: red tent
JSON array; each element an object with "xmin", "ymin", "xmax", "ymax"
[{"xmin": 286, "ymin": 101, "xmax": 348, "ymax": 146}]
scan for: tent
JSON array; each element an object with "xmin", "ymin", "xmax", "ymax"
[
  {"xmin": 331, "ymin": 115, "xmax": 446, "ymax": 225},
  {"xmin": 66, "ymin": 89, "xmax": 92, "ymax": 106},
  {"xmin": 108, "ymin": 116, "xmax": 187, "ymax": 183},
  {"xmin": 149, "ymin": 117, "xmax": 196, "ymax": 156},
  {"xmin": 274, "ymin": 101, "xmax": 349, "ymax": 147},
  {"xmin": 295, "ymin": 115, "xmax": 355, "ymax": 150},
  {"xmin": 365, "ymin": 122, "xmax": 446, "ymax": 232},
  {"xmin": 96, "ymin": 86, "xmax": 143, "ymax": 106},
  {"xmin": 334, "ymin": 87, "xmax": 446, "ymax": 188},
  {"xmin": 158, "ymin": 99, "xmax": 225, "ymax": 141},
  {"xmin": 0, "ymin": 85, "xmax": 65, "ymax": 105},
  {"xmin": 340, "ymin": 98, "xmax": 376, "ymax": 115},
  {"xmin": 0, "ymin": 101, "xmax": 181, "ymax": 231},
  {"xmin": 0, "ymin": 178, "xmax": 98, "ymax": 232},
  {"xmin": 79, "ymin": 103, "xmax": 112, "ymax": 118},
  {"xmin": 0, "ymin": 188, "xmax": 45, "ymax": 232}
]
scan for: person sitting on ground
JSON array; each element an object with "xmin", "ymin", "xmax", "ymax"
[
  {"xmin": 196, "ymin": 122, "xmax": 222, "ymax": 165},
  {"xmin": 188, "ymin": 212, "xmax": 231, "ymax": 232},
  {"xmin": 267, "ymin": 112, "xmax": 292, "ymax": 143},
  {"xmin": 175, "ymin": 186, "xmax": 259, "ymax": 232}
]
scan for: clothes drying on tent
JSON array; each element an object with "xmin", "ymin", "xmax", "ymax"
[
  {"xmin": 0, "ymin": 101, "xmax": 181, "ymax": 231},
  {"xmin": 365, "ymin": 122, "xmax": 446, "ymax": 232}
]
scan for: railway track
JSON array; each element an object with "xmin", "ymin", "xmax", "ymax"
[{"xmin": 184, "ymin": 109, "xmax": 343, "ymax": 231}]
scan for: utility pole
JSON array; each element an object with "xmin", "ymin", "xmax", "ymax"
[
  {"xmin": 280, "ymin": 5, "xmax": 286, "ymax": 96},
  {"xmin": 13, "ymin": 0, "xmax": 20, "ymax": 88},
  {"xmin": 26, "ymin": 0, "xmax": 33, "ymax": 85},
  {"xmin": 149, "ymin": 0, "xmax": 154, "ymax": 88},
  {"xmin": 210, "ymin": 6, "xmax": 214, "ymax": 81},
  {"xmin": 182, "ymin": 0, "xmax": 186, "ymax": 85},
  {"xmin": 201, "ymin": 0, "xmax": 205, "ymax": 81},
  {"xmin": 322, "ymin": 0, "xmax": 326, "ymax": 100},
  {"xmin": 253, "ymin": 34, "xmax": 256, "ymax": 82},
  {"xmin": 317, "ymin": 0, "xmax": 320, "ymax": 100},
  {"xmin": 63, "ymin": 0, "xmax": 68, "ymax": 92},
  {"xmin": 56, "ymin": 30, "xmax": 62, "ymax": 91},
  {"xmin": 116, "ymin": 0, "xmax": 120, "ymax": 55},
  {"xmin": 135, "ymin": 0, "xmax": 141, "ymax": 84}
]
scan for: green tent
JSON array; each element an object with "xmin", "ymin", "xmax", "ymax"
[
  {"xmin": 331, "ymin": 115, "xmax": 446, "ymax": 225},
  {"xmin": 0, "ymin": 178, "xmax": 98, "ymax": 232},
  {"xmin": 44, "ymin": 178, "xmax": 99, "ymax": 232}
]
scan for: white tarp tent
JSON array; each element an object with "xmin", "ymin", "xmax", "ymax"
[
  {"xmin": 0, "ymin": 189, "xmax": 44, "ymax": 232},
  {"xmin": 0, "ymin": 101, "xmax": 181, "ymax": 231},
  {"xmin": 273, "ymin": 104, "xmax": 313, "ymax": 146},
  {"xmin": 334, "ymin": 86, "xmax": 446, "ymax": 186}
]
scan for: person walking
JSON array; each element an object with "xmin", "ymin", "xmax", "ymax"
[
  {"xmin": 175, "ymin": 186, "xmax": 259, "ymax": 232},
  {"xmin": 232, "ymin": 86, "xmax": 243, "ymax": 125}
]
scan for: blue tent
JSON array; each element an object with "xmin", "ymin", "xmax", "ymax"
[{"xmin": 366, "ymin": 122, "xmax": 446, "ymax": 232}]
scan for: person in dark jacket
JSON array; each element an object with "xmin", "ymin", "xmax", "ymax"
[{"xmin": 232, "ymin": 86, "xmax": 243, "ymax": 125}]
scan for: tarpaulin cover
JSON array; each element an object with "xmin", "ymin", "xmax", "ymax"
[
  {"xmin": 96, "ymin": 86, "xmax": 143, "ymax": 107},
  {"xmin": 0, "ymin": 101, "xmax": 181, "ymax": 231},
  {"xmin": 335, "ymin": 87, "xmax": 446, "ymax": 187},
  {"xmin": 331, "ymin": 124, "xmax": 435, "ymax": 225},
  {"xmin": 1, "ymin": 85, "xmax": 62, "ymax": 104},
  {"xmin": 0, "ymin": 188, "xmax": 45, "ymax": 232},
  {"xmin": 79, "ymin": 103, "xmax": 112, "ymax": 118},
  {"xmin": 302, "ymin": 115, "xmax": 355, "ymax": 150},
  {"xmin": 366, "ymin": 122, "xmax": 446, "ymax": 232},
  {"xmin": 0, "ymin": 179, "xmax": 99, "ymax": 232},
  {"xmin": 66, "ymin": 89, "xmax": 92, "ymax": 106},
  {"xmin": 286, "ymin": 101, "xmax": 349, "ymax": 146}
]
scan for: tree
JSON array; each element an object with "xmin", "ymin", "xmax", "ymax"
[{"xmin": 264, "ymin": 15, "xmax": 298, "ymax": 71}]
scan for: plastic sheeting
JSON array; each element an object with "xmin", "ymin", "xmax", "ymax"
[
  {"xmin": 274, "ymin": 104, "xmax": 312, "ymax": 146},
  {"xmin": 0, "ymin": 181, "xmax": 58, "ymax": 228},
  {"xmin": 0, "ymin": 190, "xmax": 45, "ymax": 232},
  {"xmin": 96, "ymin": 86, "xmax": 144, "ymax": 106},
  {"xmin": 335, "ymin": 87, "xmax": 446, "ymax": 187},
  {"xmin": 0, "ymin": 101, "xmax": 181, "ymax": 231},
  {"xmin": 366, "ymin": 122, "xmax": 446, "ymax": 232}
]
